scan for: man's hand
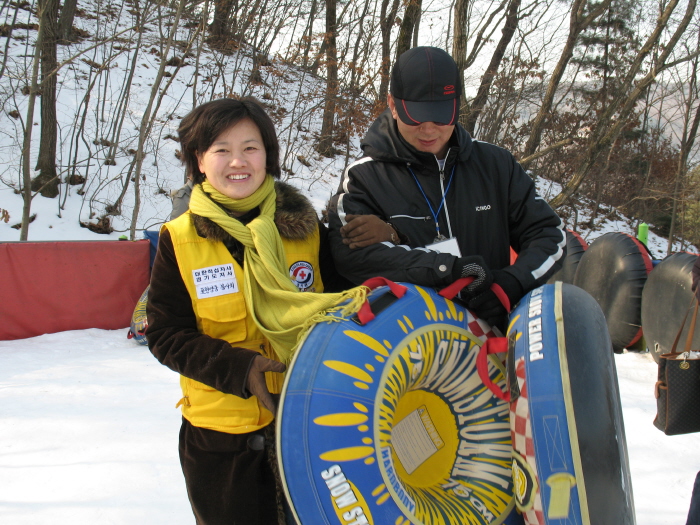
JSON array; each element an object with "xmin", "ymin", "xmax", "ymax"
[
  {"xmin": 245, "ymin": 355, "xmax": 286, "ymax": 413},
  {"xmin": 340, "ymin": 214, "xmax": 398, "ymax": 249},
  {"xmin": 467, "ymin": 290, "xmax": 507, "ymax": 326},
  {"xmin": 467, "ymin": 270, "xmax": 524, "ymax": 326},
  {"xmin": 452, "ymin": 255, "xmax": 493, "ymax": 294}
]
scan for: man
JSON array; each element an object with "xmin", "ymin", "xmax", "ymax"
[{"xmin": 327, "ymin": 46, "xmax": 566, "ymax": 327}]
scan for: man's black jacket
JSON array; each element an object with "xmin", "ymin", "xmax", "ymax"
[{"xmin": 327, "ymin": 109, "xmax": 566, "ymax": 297}]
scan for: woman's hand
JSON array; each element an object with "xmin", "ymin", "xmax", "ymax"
[{"xmin": 245, "ymin": 355, "xmax": 286, "ymax": 413}]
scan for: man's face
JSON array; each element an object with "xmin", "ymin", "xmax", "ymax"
[{"xmin": 388, "ymin": 95, "xmax": 455, "ymax": 159}]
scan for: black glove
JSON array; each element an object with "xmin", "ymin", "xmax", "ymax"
[
  {"xmin": 467, "ymin": 270, "xmax": 524, "ymax": 326},
  {"xmin": 244, "ymin": 355, "xmax": 286, "ymax": 413},
  {"xmin": 451, "ymin": 255, "xmax": 493, "ymax": 294}
]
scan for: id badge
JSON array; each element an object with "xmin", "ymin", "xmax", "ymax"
[{"xmin": 426, "ymin": 237, "xmax": 462, "ymax": 257}]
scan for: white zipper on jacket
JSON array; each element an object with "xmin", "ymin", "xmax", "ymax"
[{"xmin": 437, "ymin": 150, "xmax": 455, "ymax": 239}]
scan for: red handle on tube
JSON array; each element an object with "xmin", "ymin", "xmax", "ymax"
[{"xmin": 356, "ymin": 277, "xmax": 408, "ymax": 325}]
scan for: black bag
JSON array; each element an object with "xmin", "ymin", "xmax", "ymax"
[{"xmin": 654, "ymin": 300, "xmax": 700, "ymax": 435}]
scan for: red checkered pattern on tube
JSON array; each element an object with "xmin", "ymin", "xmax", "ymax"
[
  {"xmin": 511, "ymin": 356, "xmax": 546, "ymax": 525},
  {"xmin": 468, "ymin": 315, "xmax": 498, "ymax": 340}
]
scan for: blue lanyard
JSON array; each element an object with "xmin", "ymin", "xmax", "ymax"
[{"xmin": 407, "ymin": 164, "xmax": 456, "ymax": 240}]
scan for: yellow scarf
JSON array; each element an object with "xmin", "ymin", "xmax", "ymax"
[{"xmin": 189, "ymin": 177, "xmax": 368, "ymax": 363}]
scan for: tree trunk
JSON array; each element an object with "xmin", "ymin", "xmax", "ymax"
[
  {"xmin": 452, "ymin": 0, "xmax": 469, "ymax": 105},
  {"xmin": 668, "ymin": 64, "xmax": 700, "ymax": 255},
  {"xmin": 309, "ymin": 38, "xmax": 327, "ymax": 76},
  {"xmin": 316, "ymin": 0, "xmax": 338, "ymax": 157},
  {"xmin": 301, "ymin": 0, "xmax": 318, "ymax": 68},
  {"xmin": 19, "ymin": 9, "xmax": 45, "ymax": 240},
  {"xmin": 31, "ymin": 0, "xmax": 60, "ymax": 199},
  {"xmin": 0, "ymin": 4, "xmax": 20, "ymax": 80},
  {"xmin": 462, "ymin": 0, "xmax": 521, "ymax": 133},
  {"xmin": 395, "ymin": 0, "xmax": 422, "ymax": 60},
  {"xmin": 211, "ymin": 0, "xmax": 235, "ymax": 41},
  {"xmin": 636, "ymin": 64, "xmax": 661, "ymax": 220},
  {"xmin": 412, "ymin": 11, "xmax": 420, "ymax": 48},
  {"xmin": 378, "ymin": 0, "xmax": 400, "ymax": 103},
  {"xmin": 58, "ymin": 0, "xmax": 78, "ymax": 42},
  {"xmin": 589, "ymin": 141, "xmax": 616, "ymax": 228}
]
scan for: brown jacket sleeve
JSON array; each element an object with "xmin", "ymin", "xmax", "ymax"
[{"xmin": 145, "ymin": 228, "xmax": 259, "ymax": 397}]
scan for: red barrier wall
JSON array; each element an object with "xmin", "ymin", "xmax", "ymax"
[{"xmin": 0, "ymin": 240, "xmax": 150, "ymax": 341}]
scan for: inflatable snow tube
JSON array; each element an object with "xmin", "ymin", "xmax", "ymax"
[
  {"xmin": 505, "ymin": 283, "xmax": 635, "ymax": 524},
  {"xmin": 127, "ymin": 285, "xmax": 149, "ymax": 345},
  {"xmin": 546, "ymin": 230, "xmax": 587, "ymax": 285},
  {"xmin": 642, "ymin": 252, "xmax": 700, "ymax": 363},
  {"xmin": 278, "ymin": 279, "xmax": 523, "ymax": 525},
  {"xmin": 573, "ymin": 232, "xmax": 652, "ymax": 352}
]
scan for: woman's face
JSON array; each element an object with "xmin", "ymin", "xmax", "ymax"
[{"xmin": 197, "ymin": 118, "xmax": 267, "ymax": 201}]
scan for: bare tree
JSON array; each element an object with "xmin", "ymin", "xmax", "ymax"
[
  {"xmin": 462, "ymin": 0, "xmax": 522, "ymax": 133},
  {"xmin": 378, "ymin": 0, "xmax": 401, "ymax": 103},
  {"xmin": 452, "ymin": 0, "xmax": 517, "ymax": 116},
  {"xmin": 316, "ymin": 0, "xmax": 338, "ymax": 157},
  {"xmin": 129, "ymin": 0, "xmax": 190, "ymax": 239},
  {"xmin": 668, "ymin": 30, "xmax": 700, "ymax": 255},
  {"xmin": 452, "ymin": 0, "xmax": 470, "ymax": 102},
  {"xmin": 521, "ymin": 0, "xmax": 612, "ymax": 161},
  {"xmin": 211, "ymin": 0, "xmax": 236, "ymax": 42},
  {"xmin": 549, "ymin": 0, "xmax": 698, "ymax": 209},
  {"xmin": 19, "ymin": 9, "xmax": 45, "ymax": 240},
  {"xmin": 396, "ymin": 0, "xmax": 422, "ymax": 59},
  {"xmin": 58, "ymin": 0, "xmax": 78, "ymax": 42},
  {"xmin": 0, "ymin": 1, "xmax": 21, "ymax": 80},
  {"xmin": 299, "ymin": 0, "xmax": 319, "ymax": 68},
  {"xmin": 30, "ymin": 0, "xmax": 60, "ymax": 198}
]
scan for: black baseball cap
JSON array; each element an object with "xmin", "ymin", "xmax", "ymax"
[{"xmin": 390, "ymin": 46, "xmax": 460, "ymax": 126}]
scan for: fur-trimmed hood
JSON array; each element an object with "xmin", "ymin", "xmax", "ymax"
[{"xmin": 190, "ymin": 180, "xmax": 318, "ymax": 243}]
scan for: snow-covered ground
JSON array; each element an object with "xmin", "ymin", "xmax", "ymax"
[
  {"xmin": 0, "ymin": 329, "xmax": 188, "ymax": 524},
  {"xmin": 0, "ymin": 327, "xmax": 696, "ymax": 525}
]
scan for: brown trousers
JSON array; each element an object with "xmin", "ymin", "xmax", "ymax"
[{"xmin": 178, "ymin": 418, "xmax": 287, "ymax": 525}]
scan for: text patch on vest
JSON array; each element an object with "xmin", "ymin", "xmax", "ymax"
[{"xmin": 192, "ymin": 263, "xmax": 239, "ymax": 299}]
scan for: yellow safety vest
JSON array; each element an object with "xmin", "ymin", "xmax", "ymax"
[{"xmin": 164, "ymin": 211, "xmax": 324, "ymax": 434}]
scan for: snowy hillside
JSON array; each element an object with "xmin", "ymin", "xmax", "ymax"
[
  {"xmin": 0, "ymin": 4, "xmax": 352, "ymax": 242},
  {"xmin": 0, "ymin": 2, "xmax": 695, "ymax": 256}
]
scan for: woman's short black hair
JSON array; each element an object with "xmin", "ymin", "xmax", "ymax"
[{"xmin": 177, "ymin": 97, "xmax": 281, "ymax": 184}]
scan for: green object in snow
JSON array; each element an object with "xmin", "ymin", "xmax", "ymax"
[{"xmin": 637, "ymin": 222, "xmax": 648, "ymax": 246}]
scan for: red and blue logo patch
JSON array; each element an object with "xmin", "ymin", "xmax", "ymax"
[{"xmin": 289, "ymin": 261, "xmax": 314, "ymax": 291}]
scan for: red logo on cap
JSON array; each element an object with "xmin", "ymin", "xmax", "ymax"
[{"xmin": 444, "ymin": 85, "xmax": 455, "ymax": 95}]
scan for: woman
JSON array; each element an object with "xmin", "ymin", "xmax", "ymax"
[{"xmin": 146, "ymin": 98, "xmax": 360, "ymax": 524}]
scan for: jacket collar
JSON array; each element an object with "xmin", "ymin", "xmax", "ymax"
[{"xmin": 360, "ymin": 109, "xmax": 473, "ymax": 175}]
